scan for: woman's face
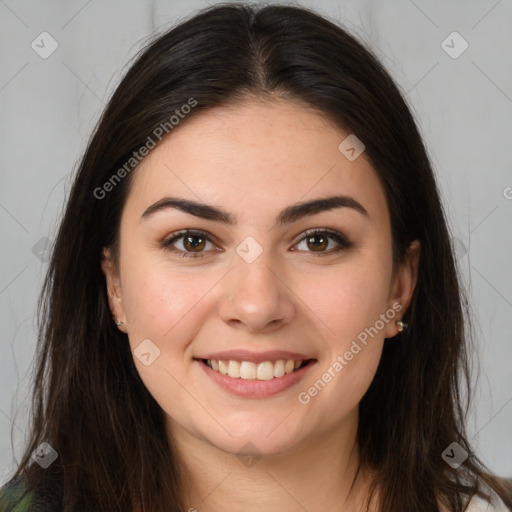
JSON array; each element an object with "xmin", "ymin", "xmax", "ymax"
[{"xmin": 103, "ymin": 97, "xmax": 419, "ymax": 457}]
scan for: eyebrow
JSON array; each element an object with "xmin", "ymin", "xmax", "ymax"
[{"xmin": 140, "ymin": 195, "xmax": 369, "ymax": 226}]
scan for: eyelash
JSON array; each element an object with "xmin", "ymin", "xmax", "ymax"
[{"xmin": 160, "ymin": 228, "xmax": 353, "ymax": 259}]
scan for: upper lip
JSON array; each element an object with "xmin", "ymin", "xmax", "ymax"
[{"xmin": 195, "ymin": 349, "xmax": 315, "ymax": 364}]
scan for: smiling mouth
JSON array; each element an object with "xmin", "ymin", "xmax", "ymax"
[{"xmin": 198, "ymin": 358, "xmax": 315, "ymax": 380}]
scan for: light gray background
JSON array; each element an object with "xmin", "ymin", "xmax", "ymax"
[{"xmin": 1, "ymin": 0, "xmax": 511, "ymax": 484}]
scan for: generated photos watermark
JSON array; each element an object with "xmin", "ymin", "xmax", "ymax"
[
  {"xmin": 93, "ymin": 97, "xmax": 197, "ymax": 200},
  {"xmin": 297, "ymin": 302, "xmax": 403, "ymax": 404}
]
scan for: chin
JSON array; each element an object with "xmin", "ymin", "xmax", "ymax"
[{"xmin": 203, "ymin": 420, "xmax": 307, "ymax": 460}]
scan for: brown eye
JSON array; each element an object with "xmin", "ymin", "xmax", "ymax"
[
  {"xmin": 305, "ymin": 234, "xmax": 329, "ymax": 252},
  {"xmin": 182, "ymin": 234, "xmax": 206, "ymax": 252},
  {"xmin": 293, "ymin": 229, "xmax": 353, "ymax": 255},
  {"xmin": 161, "ymin": 230, "xmax": 218, "ymax": 258}
]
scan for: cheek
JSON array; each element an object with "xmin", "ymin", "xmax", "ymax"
[
  {"xmin": 121, "ymin": 257, "xmax": 217, "ymax": 341},
  {"xmin": 120, "ymin": 265, "xmax": 212, "ymax": 418},
  {"xmin": 294, "ymin": 254, "xmax": 393, "ymax": 404},
  {"xmin": 297, "ymin": 254, "xmax": 392, "ymax": 345}
]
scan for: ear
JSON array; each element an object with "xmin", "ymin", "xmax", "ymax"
[
  {"xmin": 101, "ymin": 248, "xmax": 127, "ymax": 329},
  {"xmin": 385, "ymin": 239, "xmax": 420, "ymax": 338}
]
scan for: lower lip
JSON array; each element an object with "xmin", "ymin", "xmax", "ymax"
[{"xmin": 196, "ymin": 359, "xmax": 316, "ymax": 398}]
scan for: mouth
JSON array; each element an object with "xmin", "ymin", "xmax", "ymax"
[
  {"xmin": 194, "ymin": 357, "xmax": 317, "ymax": 398},
  {"xmin": 199, "ymin": 358, "xmax": 313, "ymax": 380}
]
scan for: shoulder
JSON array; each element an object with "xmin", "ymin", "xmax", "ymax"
[
  {"xmin": 465, "ymin": 487, "xmax": 511, "ymax": 512},
  {"xmin": 437, "ymin": 481, "xmax": 511, "ymax": 512}
]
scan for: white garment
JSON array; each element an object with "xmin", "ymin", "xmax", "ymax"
[{"xmin": 465, "ymin": 488, "xmax": 510, "ymax": 511}]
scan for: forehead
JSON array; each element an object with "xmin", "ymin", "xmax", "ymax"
[{"xmin": 124, "ymin": 98, "xmax": 389, "ymax": 226}]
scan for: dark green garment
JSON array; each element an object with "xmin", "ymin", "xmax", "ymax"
[
  {"xmin": 0, "ymin": 477, "xmax": 35, "ymax": 512},
  {"xmin": 0, "ymin": 470, "xmax": 64, "ymax": 512}
]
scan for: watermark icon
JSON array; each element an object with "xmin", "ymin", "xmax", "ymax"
[
  {"xmin": 31, "ymin": 442, "xmax": 58, "ymax": 469},
  {"xmin": 32, "ymin": 237, "xmax": 53, "ymax": 263},
  {"xmin": 503, "ymin": 186, "xmax": 512, "ymax": 200},
  {"xmin": 134, "ymin": 338, "xmax": 161, "ymax": 366},
  {"xmin": 297, "ymin": 302, "xmax": 403, "ymax": 404},
  {"xmin": 236, "ymin": 236, "xmax": 263, "ymax": 264},
  {"xmin": 31, "ymin": 32, "xmax": 59, "ymax": 59},
  {"xmin": 237, "ymin": 441, "xmax": 262, "ymax": 468},
  {"xmin": 452, "ymin": 236, "xmax": 467, "ymax": 260},
  {"xmin": 338, "ymin": 134, "xmax": 365, "ymax": 161},
  {"xmin": 442, "ymin": 441, "xmax": 468, "ymax": 469},
  {"xmin": 93, "ymin": 97, "xmax": 198, "ymax": 200},
  {"xmin": 441, "ymin": 32, "xmax": 468, "ymax": 59}
]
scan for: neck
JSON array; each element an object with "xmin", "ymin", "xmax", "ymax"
[{"xmin": 168, "ymin": 409, "xmax": 376, "ymax": 512}]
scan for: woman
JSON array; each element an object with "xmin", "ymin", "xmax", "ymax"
[{"xmin": 1, "ymin": 2, "xmax": 510, "ymax": 511}]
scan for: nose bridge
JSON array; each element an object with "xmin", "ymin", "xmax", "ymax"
[{"xmin": 218, "ymin": 246, "xmax": 295, "ymax": 332}]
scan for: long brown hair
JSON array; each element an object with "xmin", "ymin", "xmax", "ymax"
[{"xmin": 4, "ymin": 3, "xmax": 509, "ymax": 511}]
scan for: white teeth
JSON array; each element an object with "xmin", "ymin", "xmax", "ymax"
[
  {"xmin": 204, "ymin": 358, "xmax": 306, "ymax": 380},
  {"xmin": 274, "ymin": 360, "xmax": 285, "ymax": 378},
  {"xmin": 218, "ymin": 360, "xmax": 228, "ymax": 375},
  {"xmin": 256, "ymin": 361, "xmax": 275, "ymax": 381},
  {"xmin": 239, "ymin": 361, "xmax": 257, "ymax": 379},
  {"xmin": 227, "ymin": 360, "xmax": 240, "ymax": 378}
]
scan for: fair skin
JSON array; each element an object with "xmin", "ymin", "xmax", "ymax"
[{"xmin": 102, "ymin": 97, "xmax": 420, "ymax": 512}]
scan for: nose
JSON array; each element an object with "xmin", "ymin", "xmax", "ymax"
[{"xmin": 218, "ymin": 250, "xmax": 296, "ymax": 334}]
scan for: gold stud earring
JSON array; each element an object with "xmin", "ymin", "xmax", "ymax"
[{"xmin": 396, "ymin": 320, "xmax": 408, "ymax": 332}]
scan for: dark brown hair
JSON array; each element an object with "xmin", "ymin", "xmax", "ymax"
[{"xmin": 3, "ymin": 2, "xmax": 509, "ymax": 511}]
